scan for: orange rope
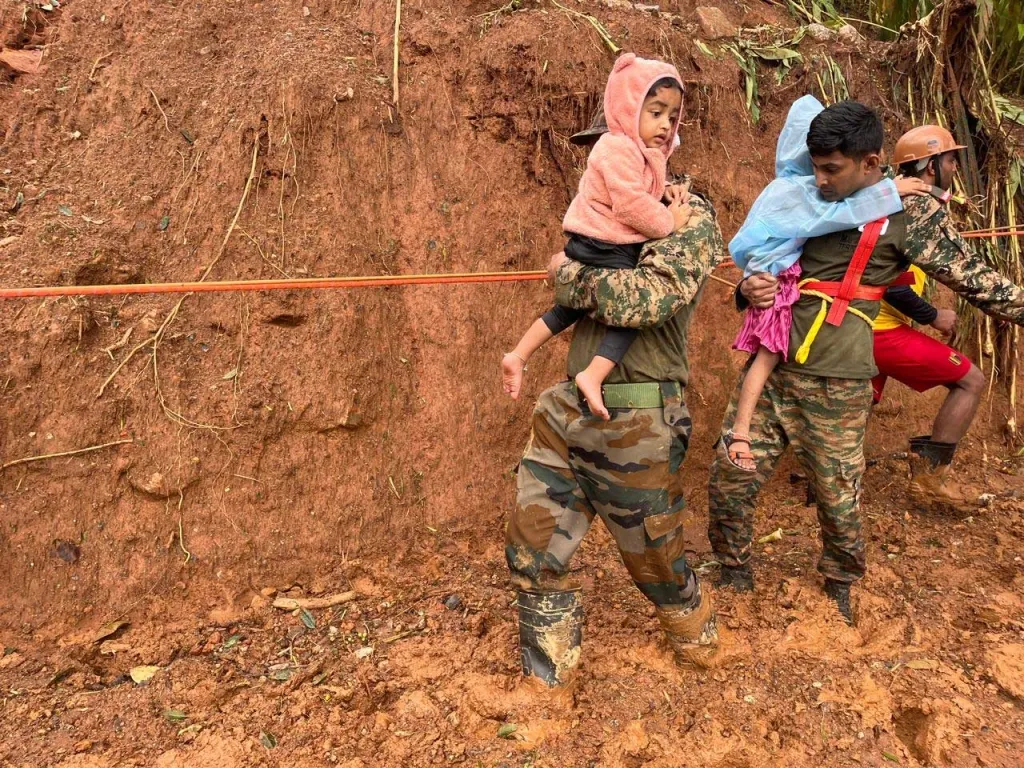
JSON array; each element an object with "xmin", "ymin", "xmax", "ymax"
[
  {"xmin": 0, "ymin": 270, "xmax": 549, "ymax": 300},
  {"xmin": 0, "ymin": 227, "xmax": 1020, "ymax": 300},
  {"xmin": 962, "ymin": 229, "xmax": 1024, "ymax": 239}
]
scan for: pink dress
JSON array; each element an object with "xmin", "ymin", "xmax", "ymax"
[{"xmin": 732, "ymin": 262, "xmax": 802, "ymax": 359}]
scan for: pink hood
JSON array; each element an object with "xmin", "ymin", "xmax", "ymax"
[
  {"xmin": 604, "ymin": 53, "xmax": 683, "ymax": 161},
  {"xmin": 561, "ymin": 54, "xmax": 685, "ymax": 244}
]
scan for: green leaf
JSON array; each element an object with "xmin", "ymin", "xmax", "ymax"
[
  {"xmin": 221, "ymin": 634, "xmax": 242, "ymax": 650},
  {"xmin": 750, "ymin": 46, "xmax": 801, "ymax": 62},
  {"xmin": 164, "ymin": 709, "xmax": 187, "ymax": 723},
  {"xmin": 882, "ymin": 751, "xmax": 901, "ymax": 764},
  {"xmin": 694, "ymin": 39, "xmax": 717, "ymax": 58},
  {"xmin": 497, "ymin": 723, "xmax": 518, "ymax": 739},
  {"xmin": 158, "ymin": 215, "xmax": 171, "ymax": 231},
  {"xmin": 1018, "ymin": 23, "xmax": 1024, "ymax": 41},
  {"xmin": 58, "ymin": 204, "xmax": 73, "ymax": 216},
  {"xmin": 299, "ymin": 608, "xmax": 316, "ymax": 629},
  {"xmin": 259, "ymin": 731, "xmax": 277, "ymax": 749}
]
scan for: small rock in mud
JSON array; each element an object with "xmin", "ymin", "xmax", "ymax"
[
  {"xmin": 837, "ymin": 24, "xmax": 861, "ymax": 44},
  {"xmin": 805, "ymin": 23, "xmax": 835, "ymax": 41},
  {"xmin": 443, "ymin": 593, "xmax": 462, "ymax": 611},
  {"xmin": 696, "ymin": 6, "xmax": 737, "ymax": 39},
  {"xmin": 54, "ymin": 540, "xmax": 81, "ymax": 564},
  {"xmin": 987, "ymin": 644, "xmax": 1024, "ymax": 699}
]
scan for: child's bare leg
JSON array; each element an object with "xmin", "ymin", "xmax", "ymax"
[
  {"xmin": 728, "ymin": 347, "xmax": 781, "ymax": 471},
  {"xmin": 502, "ymin": 318, "xmax": 553, "ymax": 400},
  {"xmin": 575, "ymin": 356, "xmax": 616, "ymax": 421}
]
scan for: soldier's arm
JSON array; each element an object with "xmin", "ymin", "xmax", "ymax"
[
  {"xmin": 904, "ymin": 196, "xmax": 1024, "ymax": 325},
  {"xmin": 552, "ymin": 195, "xmax": 725, "ymax": 329}
]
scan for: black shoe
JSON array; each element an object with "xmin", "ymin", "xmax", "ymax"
[
  {"xmin": 823, "ymin": 579, "xmax": 853, "ymax": 625},
  {"xmin": 717, "ymin": 565, "xmax": 754, "ymax": 593}
]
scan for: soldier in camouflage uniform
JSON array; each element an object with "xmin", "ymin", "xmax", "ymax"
[
  {"xmin": 505, "ymin": 110, "xmax": 726, "ymax": 688},
  {"xmin": 709, "ymin": 103, "xmax": 1024, "ymax": 623}
]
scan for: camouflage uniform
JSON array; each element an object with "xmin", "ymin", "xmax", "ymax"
[
  {"xmin": 507, "ymin": 192, "xmax": 725, "ymax": 683},
  {"xmin": 709, "ymin": 192, "xmax": 1024, "ymax": 587}
]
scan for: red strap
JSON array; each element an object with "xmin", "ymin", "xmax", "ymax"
[
  {"xmin": 802, "ymin": 282, "xmax": 889, "ymax": 301},
  {"xmin": 891, "ymin": 270, "xmax": 916, "ymax": 286},
  {"xmin": 806, "ymin": 271, "xmax": 915, "ymax": 300},
  {"xmin": 825, "ymin": 217, "xmax": 887, "ymax": 327}
]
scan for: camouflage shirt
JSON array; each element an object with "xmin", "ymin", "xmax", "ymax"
[
  {"xmin": 902, "ymin": 194, "xmax": 1024, "ymax": 324},
  {"xmin": 778, "ymin": 193, "xmax": 1024, "ymax": 379},
  {"xmin": 553, "ymin": 192, "xmax": 725, "ymax": 386}
]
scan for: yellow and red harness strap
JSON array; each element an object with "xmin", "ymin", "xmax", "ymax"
[
  {"xmin": 824, "ymin": 217, "xmax": 887, "ymax": 326},
  {"xmin": 793, "ymin": 271, "xmax": 915, "ymax": 365}
]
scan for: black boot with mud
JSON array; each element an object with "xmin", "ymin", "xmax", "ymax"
[
  {"xmin": 718, "ymin": 564, "xmax": 754, "ymax": 593},
  {"xmin": 517, "ymin": 589, "xmax": 583, "ymax": 689},
  {"xmin": 823, "ymin": 579, "xmax": 853, "ymax": 625}
]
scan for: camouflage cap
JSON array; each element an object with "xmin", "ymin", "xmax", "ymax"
[{"xmin": 570, "ymin": 96, "xmax": 608, "ymax": 147}]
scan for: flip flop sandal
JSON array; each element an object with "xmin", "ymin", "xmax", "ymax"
[{"xmin": 723, "ymin": 431, "xmax": 757, "ymax": 473}]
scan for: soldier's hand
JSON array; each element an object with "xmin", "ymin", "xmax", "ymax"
[
  {"xmin": 548, "ymin": 250, "xmax": 569, "ymax": 281},
  {"xmin": 740, "ymin": 272, "xmax": 779, "ymax": 309},
  {"xmin": 931, "ymin": 308, "xmax": 957, "ymax": 335}
]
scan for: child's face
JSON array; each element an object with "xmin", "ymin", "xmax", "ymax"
[{"xmin": 638, "ymin": 86, "xmax": 681, "ymax": 149}]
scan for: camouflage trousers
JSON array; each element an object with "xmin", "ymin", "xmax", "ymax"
[
  {"xmin": 707, "ymin": 368, "xmax": 872, "ymax": 583},
  {"xmin": 506, "ymin": 381, "xmax": 701, "ymax": 609}
]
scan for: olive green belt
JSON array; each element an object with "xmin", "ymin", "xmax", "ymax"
[{"xmin": 571, "ymin": 381, "xmax": 678, "ymax": 409}]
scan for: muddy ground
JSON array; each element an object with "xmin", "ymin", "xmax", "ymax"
[{"xmin": 1, "ymin": 1, "xmax": 1023, "ymax": 766}]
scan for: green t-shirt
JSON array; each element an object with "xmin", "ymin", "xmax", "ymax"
[{"xmin": 779, "ymin": 214, "xmax": 909, "ymax": 379}]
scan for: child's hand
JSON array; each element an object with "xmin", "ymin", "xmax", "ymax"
[
  {"xmin": 669, "ymin": 196, "xmax": 693, "ymax": 231},
  {"xmin": 664, "ymin": 181, "xmax": 692, "ymax": 206},
  {"xmin": 894, "ymin": 175, "xmax": 931, "ymax": 198},
  {"xmin": 502, "ymin": 352, "xmax": 527, "ymax": 400}
]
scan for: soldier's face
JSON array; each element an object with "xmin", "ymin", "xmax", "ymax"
[
  {"xmin": 810, "ymin": 150, "xmax": 882, "ymax": 202},
  {"xmin": 936, "ymin": 152, "xmax": 958, "ymax": 191}
]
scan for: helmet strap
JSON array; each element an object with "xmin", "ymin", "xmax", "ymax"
[{"xmin": 931, "ymin": 156, "xmax": 943, "ymax": 191}]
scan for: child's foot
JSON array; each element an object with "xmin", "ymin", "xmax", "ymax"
[
  {"xmin": 501, "ymin": 353, "xmax": 526, "ymax": 400},
  {"xmin": 723, "ymin": 431, "xmax": 756, "ymax": 472},
  {"xmin": 575, "ymin": 370, "xmax": 609, "ymax": 420}
]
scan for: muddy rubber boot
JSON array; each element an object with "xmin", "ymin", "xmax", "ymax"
[
  {"xmin": 657, "ymin": 588, "xmax": 725, "ymax": 670},
  {"xmin": 717, "ymin": 564, "xmax": 754, "ymax": 593},
  {"xmin": 823, "ymin": 579, "xmax": 853, "ymax": 625},
  {"xmin": 907, "ymin": 436, "xmax": 975, "ymax": 512},
  {"xmin": 516, "ymin": 589, "xmax": 583, "ymax": 688}
]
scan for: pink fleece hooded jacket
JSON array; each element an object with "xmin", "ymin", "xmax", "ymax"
[{"xmin": 562, "ymin": 53, "xmax": 683, "ymax": 244}]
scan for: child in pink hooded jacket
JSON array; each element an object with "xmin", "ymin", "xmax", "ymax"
[{"xmin": 502, "ymin": 53, "xmax": 692, "ymax": 419}]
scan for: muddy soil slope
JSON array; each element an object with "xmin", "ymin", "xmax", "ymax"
[{"xmin": 1, "ymin": 1, "xmax": 1022, "ymax": 766}]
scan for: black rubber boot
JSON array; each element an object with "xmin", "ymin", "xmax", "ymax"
[
  {"xmin": 717, "ymin": 564, "xmax": 754, "ymax": 593},
  {"xmin": 517, "ymin": 589, "xmax": 583, "ymax": 687},
  {"xmin": 823, "ymin": 579, "xmax": 853, "ymax": 625}
]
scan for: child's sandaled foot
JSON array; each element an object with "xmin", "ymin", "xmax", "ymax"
[
  {"xmin": 501, "ymin": 352, "xmax": 527, "ymax": 400},
  {"xmin": 724, "ymin": 431, "xmax": 756, "ymax": 472},
  {"xmin": 575, "ymin": 370, "xmax": 609, "ymax": 420}
]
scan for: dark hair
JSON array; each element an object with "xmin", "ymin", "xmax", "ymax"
[
  {"xmin": 898, "ymin": 160, "xmax": 924, "ymax": 178},
  {"xmin": 806, "ymin": 100, "xmax": 884, "ymax": 160},
  {"xmin": 646, "ymin": 76, "xmax": 682, "ymax": 100}
]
